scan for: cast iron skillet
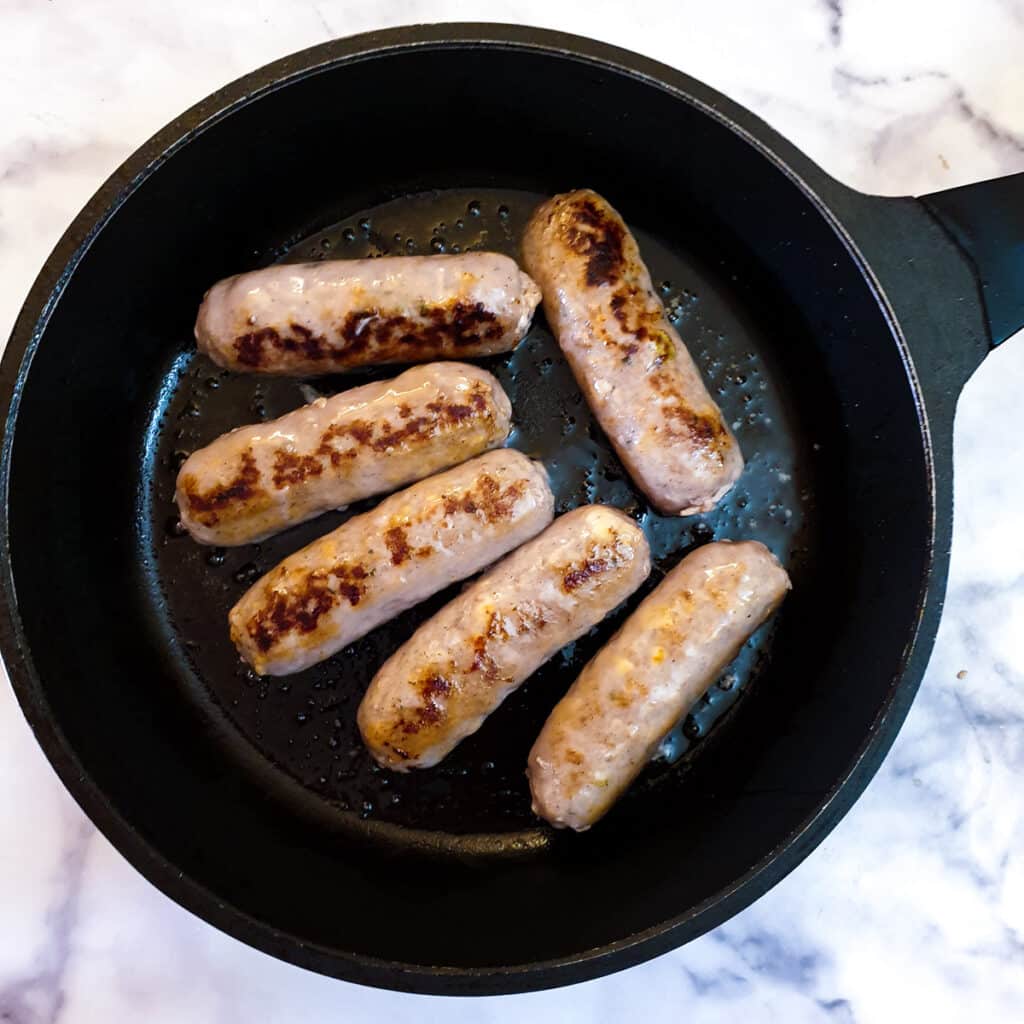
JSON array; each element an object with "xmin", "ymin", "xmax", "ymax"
[{"xmin": 1, "ymin": 24, "xmax": 1021, "ymax": 995}]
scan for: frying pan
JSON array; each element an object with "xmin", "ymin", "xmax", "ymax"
[{"xmin": 1, "ymin": 24, "xmax": 1021, "ymax": 995}]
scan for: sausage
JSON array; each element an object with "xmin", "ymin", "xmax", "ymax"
[
  {"xmin": 229, "ymin": 449, "xmax": 554, "ymax": 675},
  {"xmin": 196, "ymin": 253, "xmax": 541, "ymax": 376},
  {"xmin": 527, "ymin": 540, "xmax": 790, "ymax": 830},
  {"xmin": 175, "ymin": 363, "xmax": 512, "ymax": 546},
  {"xmin": 521, "ymin": 189, "xmax": 743, "ymax": 515},
  {"xmin": 358, "ymin": 505, "xmax": 651, "ymax": 770}
]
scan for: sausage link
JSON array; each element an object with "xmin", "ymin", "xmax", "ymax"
[
  {"xmin": 522, "ymin": 190, "xmax": 743, "ymax": 514},
  {"xmin": 230, "ymin": 449, "xmax": 553, "ymax": 675},
  {"xmin": 358, "ymin": 505, "xmax": 651, "ymax": 770},
  {"xmin": 527, "ymin": 540, "xmax": 790, "ymax": 830},
  {"xmin": 175, "ymin": 362, "xmax": 511, "ymax": 546},
  {"xmin": 196, "ymin": 253, "xmax": 541, "ymax": 376}
]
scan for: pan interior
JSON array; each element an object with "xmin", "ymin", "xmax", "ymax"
[{"xmin": 139, "ymin": 186, "xmax": 822, "ymax": 845}]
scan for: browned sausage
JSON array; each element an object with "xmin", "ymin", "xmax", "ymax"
[
  {"xmin": 196, "ymin": 253, "xmax": 541, "ymax": 375},
  {"xmin": 522, "ymin": 189, "xmax": 743, "ymax": 514},
  {"xmin": 229, "ymin": 449, "xmax": 554, "ymax": 675},
  {"xmin": 175, "ymin": 362, "xmax": 511, "ymax": 545},
  {"xmin": 358, "ymin": 505, "xmax": 651, "ymax": 769},
  {"xmin": 528, "ymin": 540, "xmax": 790, "ymax": 830}
]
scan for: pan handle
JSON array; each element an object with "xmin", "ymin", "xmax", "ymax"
[{"xmin": 920, "ymin": 172, "xmax": 1024, "ymax": 347}]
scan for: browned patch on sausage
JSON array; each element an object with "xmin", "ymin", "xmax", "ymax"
[
  {"xmin": 336, "ymin": 303, "xmax": 504, "ymax": 360},
  {"xmin": 396, "ymin": 672, "xmax": 454, "ymax": 735},
  {"xmin": 650, "ymin": 374, "xmax": 729, "ymax": 462},
  {"xmin": 560, "ymin": 533, "xmax": 630, "ymax": 593},
  {"xmin": 339, "ymin": 420, "xmax": 374, "ymax": 445},
  {"xmin": 383, "ymin": 526, "xmax": 413, "ymax": 566},
  {"xmin": 428, "ymin": 389, "xmax": 489, "ymax": 420},
  {"xmin": 234, "ymin": 328, "xmax": 277, "ymax": 367},
  {"xmin": 425, "ymin": 301, "xmax": 505, "ymax": 344},
  {"xmin": 433, "ymin": 401, "xmax": 475, "ymax": 423},
  {"xmin": 272, "ymin": 450, "xmax": 324, "ymax": 488},
  {"xmin": 317, "ymin": 444, "xmax": 358, "ymax": 468},
  {"xmin": 233, "ymin": 299, "xmax": 506, "ymax": 369},
  {"xmin": 370, "ymin": 417, "xmax": 428, "ymax": 452},
  {"xmin": 179, "ymin": 449, "xmax": 265, "ymax": 524},
  {"xmin": 562, "ymin": 558, "xmax": 610, "ymax": 592},
  {"xmin": 246, "ymin": 562, "xmax": 369, "ymax": 653},
  {"xmin": 304, "ymin": 382, "xmax": 493, "ymax": 469},
  {"xmin": 470, "ymin": 633, "xmax": 497, "ymax": 678},
  {"xmin": 609, "ymin": 677, "xmax": 649, "ymax": 709},
  {"xmin": 606, "ymin": 282, "xmax": 678, "ymax": 367},
  {"xmin": 664, "ymin": 402, "xmax": 728, "ymax": 459},
  {"xmin": 565, "ymin": 748, "xmax": 584, "ymax": 766},
  {"xmin": 341, "ymin": 301, "xmax": 506, "ymax": 357},
  {"xmin": 650, "ymin": 331, "xmax": 675, "ymax": 362},
  {"xmin": 218, "ymin": 383, "xmax": 496, "ymax": 491},
  {"xmin": 468, "ymin": 609, "xmax": 509, "ymax": 678},
  {"xmin": 419, "ymin": 672, "xmax": 452, "ymax": 703},
  {"xmin": 442, "ymin": 474, "xmax": 526, "ymax": 523},
  {"xmin": 563, "ymin": 196, "xmax": 627, "ymax": 287},
  {"xmin": 600, "ymin": 268, "xmax": 733, "ymax": 462},
  {"xmin": 370, "ymin": 384, "xmax": 492, "ymax": 454},
  {"xmin": 235, "ymin": 323, "xmax": 331, "ymax": 367},
  {"xmin": 381, "ymin": 520, "xmax": 433, "ymax": 566},
  {"xmin": 466, "ymin": 605, "xmax": 547, "ymax": 679}
]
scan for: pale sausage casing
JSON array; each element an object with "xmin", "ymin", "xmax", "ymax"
[
  {"xmin": 358, "ymin": 505, "xmax": 651, "ymax": 770},
  {"xmin": 196, "ymin": 252, "xmax": 541, "ymax": 376},
  {"xmin": 522, "ymin": 189, "xmax": 743, "ymax": 515},
  {"xmin": 528, "ymin": 540, "xmax": 790, "ymax": 830},
  {"xmin": 229, "ymin": 449, "xmax": 554, "ymax": 676},
  {"xmin": 175, "ymin": 362, "xmax": 512, "ymax": 546}
]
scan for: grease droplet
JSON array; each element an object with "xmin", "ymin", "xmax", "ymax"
[{"xmin": 233, "ymin": 562, "xmax": 261, "ymax": 585}]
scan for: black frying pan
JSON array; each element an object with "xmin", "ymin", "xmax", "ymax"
[{"xmin": 1, "ymin": 24, "xmax": 1020, "ymax": 995}]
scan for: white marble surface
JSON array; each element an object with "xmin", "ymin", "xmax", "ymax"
[{"xmin": 2, "ymin": 0, "xmax": 1023, "ymax": 1020}]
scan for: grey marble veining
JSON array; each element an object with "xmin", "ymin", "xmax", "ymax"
[{"xmin": 1, "ymin": 1, "xmax": 1022, "ymax": 1021}]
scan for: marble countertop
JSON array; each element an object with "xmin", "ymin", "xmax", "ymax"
[{"xmin": 2, "ymin": 1, "xmax": 1022, "ymax": 1020}]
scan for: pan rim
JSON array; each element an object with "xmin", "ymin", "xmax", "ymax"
[{"xmin": 0, "ymin": 23, "xmax": 938, "ymax": 994}]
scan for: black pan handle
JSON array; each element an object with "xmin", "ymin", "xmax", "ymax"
[{"xmin": 921, "ymin": 172, "xmax": 1024, "ymax": 347}]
